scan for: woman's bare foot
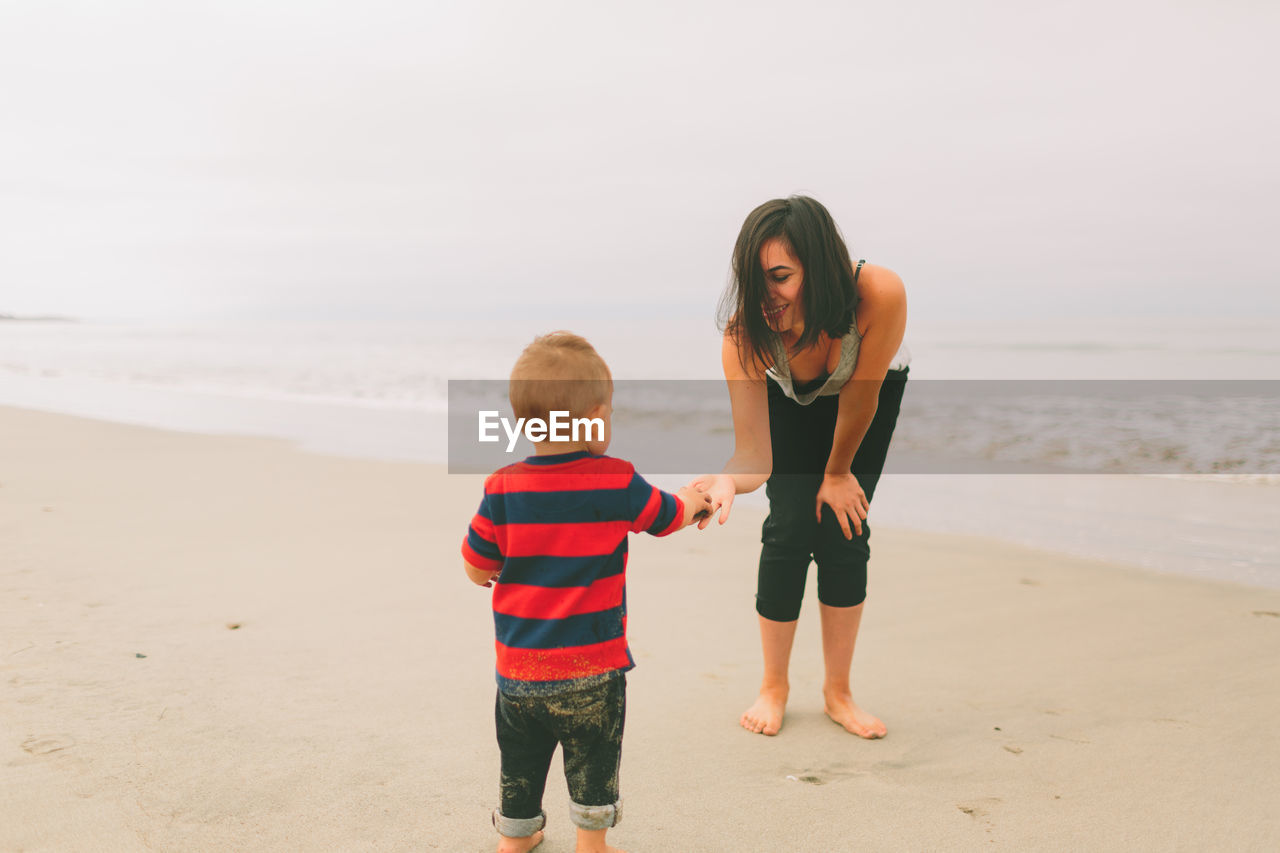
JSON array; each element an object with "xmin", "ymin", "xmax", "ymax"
[
  {"xmin": 823, "ymin": 689, "xmax": 886, "ymax": 738},
  {"xmin": 497, "ymin": 829, "xmax": 544, "ymax": 853},
  {"xmin": 740, "ymin": 684, "xmax": 788, "ymax": 735}
]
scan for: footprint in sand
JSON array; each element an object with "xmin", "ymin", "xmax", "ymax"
[
  {"xmin": 871, "ymin": 760, "xmax": 911, "ymax": 777},
  {"xmin": 786, "ymin": 764, "xmax": 862, "ymax": 785},
  {"xmin": 958, "ymin": 797, "xmax": 1003, "ymax": 836},
  {"xmin": 957, "ymin": 797, "xmax": 1002, "ymax": 819},
  {"xmin": 1049, "ymin": 733, "xmax": 1092, "ymax": 745},
  {"xmin": 22, "ymin": 735, "xmax": 75, "ymax": 756},
  {"xmin": 786, "ymin": 774, "xmax": 826, "ymax": 785}
]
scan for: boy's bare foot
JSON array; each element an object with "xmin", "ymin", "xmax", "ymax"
[
  {"xmin": 497, "ymin": 829, "xmax": 544, "ymax": 853},
  {"xmin": 575, "ymin": 827, "xmax": 624, "ymax": 853},
  {"xmin": 740, "ymin": 685, "xmax": 788, "ymax": 735},
  {"xmin": 823, "ymin": 689, "xmax": 886, "ymax": 738}
]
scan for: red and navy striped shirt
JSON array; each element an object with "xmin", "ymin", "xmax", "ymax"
[{"xmin": 462, "ymin": 450, "xmax": 685, "ymax": 695}]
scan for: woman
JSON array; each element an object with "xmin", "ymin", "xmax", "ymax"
[{"xmin": 693, "ymin": 195, "xmax": 909, "ymax": 738}]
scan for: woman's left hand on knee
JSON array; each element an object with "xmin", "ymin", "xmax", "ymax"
[{"xmin": 815, "ymin": 472, "xmax": 868, "ymax": 539}]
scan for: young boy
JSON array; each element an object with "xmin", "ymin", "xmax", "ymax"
[{"xmin": 462, "ymin": 332, "xmax": 710, "ymax": 853}]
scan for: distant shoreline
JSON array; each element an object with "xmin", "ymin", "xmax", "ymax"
[{"xmin": 0, "ymin": 313, "xmax": 76, "ymax": 322}]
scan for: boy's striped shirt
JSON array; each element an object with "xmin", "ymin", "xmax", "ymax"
[{"xmin": 462, "ymin": 450, "xmax": 684, "ymax": 694}]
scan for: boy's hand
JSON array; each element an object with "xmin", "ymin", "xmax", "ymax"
[{"xmin": 676, "ymin": 485, "xmax": 713, "ymax": 529}]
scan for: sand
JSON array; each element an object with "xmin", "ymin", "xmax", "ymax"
[{"xmin": 3, "ymin": 405, "xmax": 1278, "ymax": 852}]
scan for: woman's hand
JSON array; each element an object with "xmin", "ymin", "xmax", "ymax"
[
  {"xmin": 675, "ymin": 485, "xmax": 714, "ymax": 529},
  {"xmin": 688, "ymin": 473, "xmax": 737, "ymax": 529},
  {"xmin": 816, "ymin": 472, "xmax": 868, "ymax": 539}
]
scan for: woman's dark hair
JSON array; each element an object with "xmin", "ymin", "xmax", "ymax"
[{"xmin": 717, "ymin": 195, "xmax": 858, "ymax": 371}]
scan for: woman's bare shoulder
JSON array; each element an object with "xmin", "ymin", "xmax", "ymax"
[
  {"xmin": 856, "ymin": 263, "xmax": 906, "ymax": 304},
  {"xmin": 852, "ymin": 264, "xmax": 906, "ymax": 337}
]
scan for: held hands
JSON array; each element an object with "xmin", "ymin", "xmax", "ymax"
[
  {"xmin": 687, "ymin": 473, "xmax": 736, "ymax": 530},
  {"xmin": 816, "ymin": 472, "xmax": 868, "ymax": 539},
  {"xmin": 675, "ymin": 485, "xmax": 714, "ymax": 529}
]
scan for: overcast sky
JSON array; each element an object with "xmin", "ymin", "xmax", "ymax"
[{"xmin": 1, "ymin": 0, "xmax": 1277, "ymax": 324}]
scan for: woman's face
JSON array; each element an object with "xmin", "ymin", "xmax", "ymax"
[{"xmin": 759, "ymin": 237, "xmax": 803, "ymax": 333}]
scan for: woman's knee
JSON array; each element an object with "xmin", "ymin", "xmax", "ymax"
[
  {"xmin": 757, "ymin": 545, "xmax": 809, "ymax": 622},
  {"xmin": 755, "ymin": 591, "xmax": 804, "ymax": 622},
  {"xmin": 815, "ymin": 566, "xmax": 868, "ymax": 609},
  {"xmin": 813, "ymin": 531, "xmax": 870, "ymax": 608}
]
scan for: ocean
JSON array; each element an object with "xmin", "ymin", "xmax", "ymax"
[{"xmin": 3, "ymin": 315, "xmax": 1278, "ymax": 587}]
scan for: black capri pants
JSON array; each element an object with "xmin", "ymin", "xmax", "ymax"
[{"xmin": 757, "ymin": 368, "xmax": 908, "ymax": 621}]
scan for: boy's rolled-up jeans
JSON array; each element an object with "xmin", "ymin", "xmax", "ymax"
[{"xmin": 493, "ymin": 674, "xmax": 625, "ymax": 837}]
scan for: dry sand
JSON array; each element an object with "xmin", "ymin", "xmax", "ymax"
[{"xmin": 3, "ymin": 406, "xmax": 1278, "ymax": 852}]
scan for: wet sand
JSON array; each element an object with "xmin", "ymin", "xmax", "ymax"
[{"xmin": 3, "ymin": 406, "xmax": 1278, "ymax": 851}]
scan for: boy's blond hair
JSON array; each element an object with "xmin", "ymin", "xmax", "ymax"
[{"xmin": 509, "ymin": 332, "xmax": 613, "ymax": 422}]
